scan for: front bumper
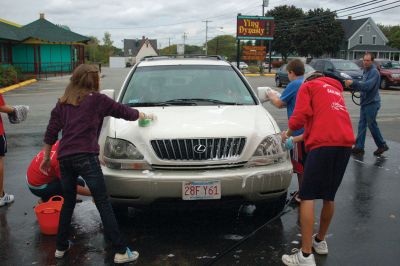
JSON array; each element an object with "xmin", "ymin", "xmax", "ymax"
[{"xmin": 102, "ymin": 160, "xmax": 293, "ymax": 206}]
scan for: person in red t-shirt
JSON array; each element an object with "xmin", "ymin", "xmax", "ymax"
[
  {"xmin": 27, "ymin": 141, "xmax": 91, "ymax": 203},
  {"xmin": 0, "ymin": 94, "xmax": 17, "ymax": 207}
]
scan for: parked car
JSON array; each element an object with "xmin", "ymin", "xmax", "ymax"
[
  {"xmin": 352, "ymin": 58, "xmax": 400, "ymax": 89},
  {"xmin": 275, "ymin": 64, "xmax": 315, "ymax": 87},
  {"xmin": 309, "ymin": 59, "xmax": 363, "ymax": 88},
  {"xmin": 231, "ymin": 61, "xmax": 249, "ymax": 70},
  {"xmin": 99, "ymin": 55, "xmax": 292, "ymax": 212}
]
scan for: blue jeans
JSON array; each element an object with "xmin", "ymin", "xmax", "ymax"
[
  {"xmin": 57, "ymin": 154, "xmax": 126, "ymax": 254},
  {"xmin": 355, "ymin": 102, "xmax": 386, "ymax": 149}
]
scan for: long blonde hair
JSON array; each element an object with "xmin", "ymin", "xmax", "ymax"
[{"xmin": 60, "ymin": 64, "xmax": 100, "ymax": 105}]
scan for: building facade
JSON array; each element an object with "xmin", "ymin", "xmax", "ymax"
[{"xmin": 338, "ymin": 17, "xmax": 399, "ymax": 61}]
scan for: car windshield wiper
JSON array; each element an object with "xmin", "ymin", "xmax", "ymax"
[
  {"xmin": 166, "ymin": 98, "xmax": 242, "ymax": 105},
  {"xmin": 126, "ymin": 102, "xmax": 172, "ymax": 107},
  {"xmin": 126, "ymin": 101, "xmax": 196, "ymax": 107}
]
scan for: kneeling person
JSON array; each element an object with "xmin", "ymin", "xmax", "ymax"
[{"xmin": 27, "ymin": 141, "xmax": 91, "ymax": 203}]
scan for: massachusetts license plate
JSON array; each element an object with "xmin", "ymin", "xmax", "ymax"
[{"xmin": 182, "ymin": 181, "xmax": 221, "ymax": 200}]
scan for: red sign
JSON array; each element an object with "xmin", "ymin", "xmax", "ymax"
[{"xmin": 237, "ymin": 15, "xmax": 274, "ymax": 40}]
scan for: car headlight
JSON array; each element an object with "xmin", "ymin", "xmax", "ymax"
[
  {"xmin": 391, "ymin": 73, "xmax": 400, "ymax": 79},
  {"xmin": 245, "ymin": 133, "xmax": 289, "ymax": 167},
  {"xmin": 103, "ymin": 137, "xmax": 151, "ymax": 170},
  {"xmin": 340, "ymin": 72, "xmax": 352, "ymax": 79}
]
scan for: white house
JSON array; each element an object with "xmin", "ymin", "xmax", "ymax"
[{"xmin": 123, "ymin": 36, "xmax": 158, "ymax": 65}]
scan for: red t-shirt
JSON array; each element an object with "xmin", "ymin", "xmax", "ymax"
[
  {"xmin": 0, "ymin": 94, "xmax": 5, "ymax": 135},
  {"xmin": 27, "ymin": 141, "xmax": 61, "ymax": 186}
]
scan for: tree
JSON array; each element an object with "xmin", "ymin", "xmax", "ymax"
[
  {"xmin": 85, "ymin": 36, "xmax": 101, "ymax": 63},
  {"xmin": 295, "ymin": 8, "xmax": 344, "ymax": 58},
  {"xmin": 101, "ymin": 32, "xmax": 114, "ymax": 63},
  {"xmin": 379, "ymin": 24, "xmax": 400, "ymax": 50},
  {"xmin": 206, "ymin": 35, "xmax": 236, "ymax": 60},
  {"xmin": 266, "ymin": 5, "xmax": 305, "ymax": 61}
]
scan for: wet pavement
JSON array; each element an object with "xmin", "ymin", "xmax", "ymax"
[{"xmin": 1, "ymin": 69, "xmax": 399, "ymax": 265}]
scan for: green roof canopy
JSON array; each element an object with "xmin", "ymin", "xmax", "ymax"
[{"xmin": 0, "ymin": 17, "xmax": 89, "ymax": 43}]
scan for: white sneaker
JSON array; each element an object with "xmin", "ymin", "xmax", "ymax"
[
  {"xmin": 114, "ymin": 248, "xmax": 139, "ymax": 264},
  {"xmin": 0, "ymin": 193, "xmax": 14, "ymax": 207},
  {"xmin": 55, "ymin": 241, "xmax": 72, "ymax": 259},
  {"xmin": 282, "ymin": 248, "xmax": 316, "ymax": 266},
  {"xmin": 312, "ymin": 234, "xmax": 328, "ymax": 255}
]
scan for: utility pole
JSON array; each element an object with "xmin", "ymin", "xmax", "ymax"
[
  {"xmin": 202, "ymin": 20, "xmax": 212, "ymax": 55},
  {"xmin": 183, "ymin": 32, "xmax": 188, "ymax": 54}
]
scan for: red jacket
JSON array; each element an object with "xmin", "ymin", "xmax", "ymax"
[{"xmin": 288, "ymin": 77, "xmax": 355, "ymax": 152}]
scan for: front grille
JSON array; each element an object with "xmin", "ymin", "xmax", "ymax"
[{"xmin": 151, "ymin": 137, "xmax": 246, "ymax": 160}]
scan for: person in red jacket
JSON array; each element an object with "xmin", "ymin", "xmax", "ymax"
[
  {"xmin": 281, "ymin": 71, "xmax": 355, "ymax": 266},
  {"xmin": 27, "ymin": 141, "xmax": 91, "ymax": 204}
]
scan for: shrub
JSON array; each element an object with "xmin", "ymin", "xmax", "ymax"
[
  {"xmin": 247, "ymin": 65, "xmax": 260, "ymax": 73},
  {"xmin": 0, "ymin": 65, "xmax": 24, "ymax": 88}
]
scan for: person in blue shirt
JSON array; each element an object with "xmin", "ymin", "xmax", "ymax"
[
  {"xmin": 267, "ymin": 59, "xmax": 306, "ymax": 203},
  {"xmin": 345, "ymin": 53, "xmax": 388, "ymax": 156}
]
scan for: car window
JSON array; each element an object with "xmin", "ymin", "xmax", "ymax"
[
  {"xmin": 121, "ymin": 65, "xmax": 256, "ymax": 106},
  {"xmin": 380, "ymin": 61, "xmax": 400, "ymax": 69},
  {"xmin": 305, "ymin": 65, "xmax": 314, "ymax": 73},
  {"xmin": 332, "ymin": 61, "xmax": 360, "ymax": 71},
  {"xmin": 324, "ymin": 62, "xmax": 334, "ymax": 72},
  {"xmin": 313, "ymin": 61, "xmax": 324, "ymax": 71}
]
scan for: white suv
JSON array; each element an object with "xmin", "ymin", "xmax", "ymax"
[{"xmin": 99, "ymin": 56, "xmax": 292, "ymax": 210}]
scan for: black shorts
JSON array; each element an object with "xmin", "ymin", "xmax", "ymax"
[
  {"xmin": 299, "ymin": 146, "xmax": 351, "ymax": 201},
  {"xmin": 0, "ymin": 134, "xmax": 7, "ymax": 156}
]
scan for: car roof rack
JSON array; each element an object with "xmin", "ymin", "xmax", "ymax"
[{"xmin": 141, "ymin": 55, "xmax": 225, "ymax": 61}]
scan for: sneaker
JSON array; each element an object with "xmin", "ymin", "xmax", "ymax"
[
  {"xmin": 114, "ymin": 248, "xmax": 139, "ymax": 264},
  {"xmin": 351, "ymin": 147, "xmax": 365, "ymax": 156},
  {"xmin": 0, "ymin": 193, "xmax": 14, "ymax": 207},
  {"xmin": 282, "ymin": 248, "xmax": 316, "ymax": 266},
  {"xmin": 312, "ymin": 234, "xmax": 328, "ymax": 255},
  {"xmin": 55, "ymin": 241, "xmax": 72, "ymax": 259},
  {"xmin": 373, "ymin": 144, "xmax": 389, "ymax": 156}
]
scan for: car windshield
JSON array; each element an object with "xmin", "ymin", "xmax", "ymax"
[
  {"xmin": 332, "ymin": 61, "xmax": 360, "ymax": 71},
  {"xmin": 121, "ymin": 65, "xmax": 256, "ymax": 106},
  {"xmin": 380, "ymin": 61, "xmax": 400, "ymax": 69}
]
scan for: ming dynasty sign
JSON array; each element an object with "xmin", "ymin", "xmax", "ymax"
[{"xmin": 237, "ymin": 15, "xmax": 274, "ymax": 40}]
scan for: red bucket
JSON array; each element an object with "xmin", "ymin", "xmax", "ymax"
[{"xmin": 34, "ymin": 196, "xmax": 64, "ymax": 235}]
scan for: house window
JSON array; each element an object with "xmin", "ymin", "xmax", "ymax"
[
  {"xmin": 366, "ymin": 24, "xmax": 371, "ymax": 32},
  {"xmin": 359, "ymin": 35, "xmax": 363, "ymax": 44},
  {"xmin": 373, "ymin": 36, "xmax": 376, "ymax": 45}
]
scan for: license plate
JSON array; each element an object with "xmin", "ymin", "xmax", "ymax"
[{"xmin": 182, "ymin": 181, "xmax": 221, "ymax": 200}]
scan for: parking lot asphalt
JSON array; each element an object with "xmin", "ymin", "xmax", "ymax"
[{"xmin": 0, "ymin": 68, "xmax": 399, "ymax": 265}]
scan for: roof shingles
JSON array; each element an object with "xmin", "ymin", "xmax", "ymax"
[{"xmin": 0, "ymin": 18, "xmax": 89, "ymax": 43}]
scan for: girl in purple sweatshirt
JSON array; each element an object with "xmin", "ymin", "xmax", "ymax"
[{"xmin": 40, "ymin": 64, "xmax": 148, "ymax": 264}]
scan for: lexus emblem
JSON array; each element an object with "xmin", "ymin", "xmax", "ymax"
[{"xmin": 194, "ymin": 144, "xmax": 207, "ymax": 153}]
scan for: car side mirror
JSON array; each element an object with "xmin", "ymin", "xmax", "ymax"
[
  {"xmin": 101, "ymin": 89, "xmax": 115, "ymax": 100},
  {"xmin": 257, "ymin": 87, "xmax": 272, "ymax": 102}
]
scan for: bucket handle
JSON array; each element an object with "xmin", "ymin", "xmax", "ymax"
[
  {"xmin": 41, "ymin": 208, "xmax": 57, "ymax": 214},
  {"xmin": 49, "ymin": 195, "xmax": 64, "ymax": 204}
]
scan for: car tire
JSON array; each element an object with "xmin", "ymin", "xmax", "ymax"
[
  {"xmin": 275, "ymin": 77, "xmax": 282, "ymax": 87},
  {"xmin": 380, "ymin": 78, "xmax": 389, "ymax": 89}
]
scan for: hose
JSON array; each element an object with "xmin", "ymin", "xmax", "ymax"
[{"xmin": 206, "ymin": 192, "xmax": 297, "ymax": 266}]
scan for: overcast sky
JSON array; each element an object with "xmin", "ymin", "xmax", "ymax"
[{"xmin": 1, "ymin": 0, "xmax": 399, "ymax": 48}]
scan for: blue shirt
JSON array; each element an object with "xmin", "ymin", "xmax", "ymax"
[
  {"xmin": 280, "ymin": 77, "xmax": 304, "ymax": 136},
  {"xmin": 352, "ymin": 64, "xmax": 381, "ymax": 106}
]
